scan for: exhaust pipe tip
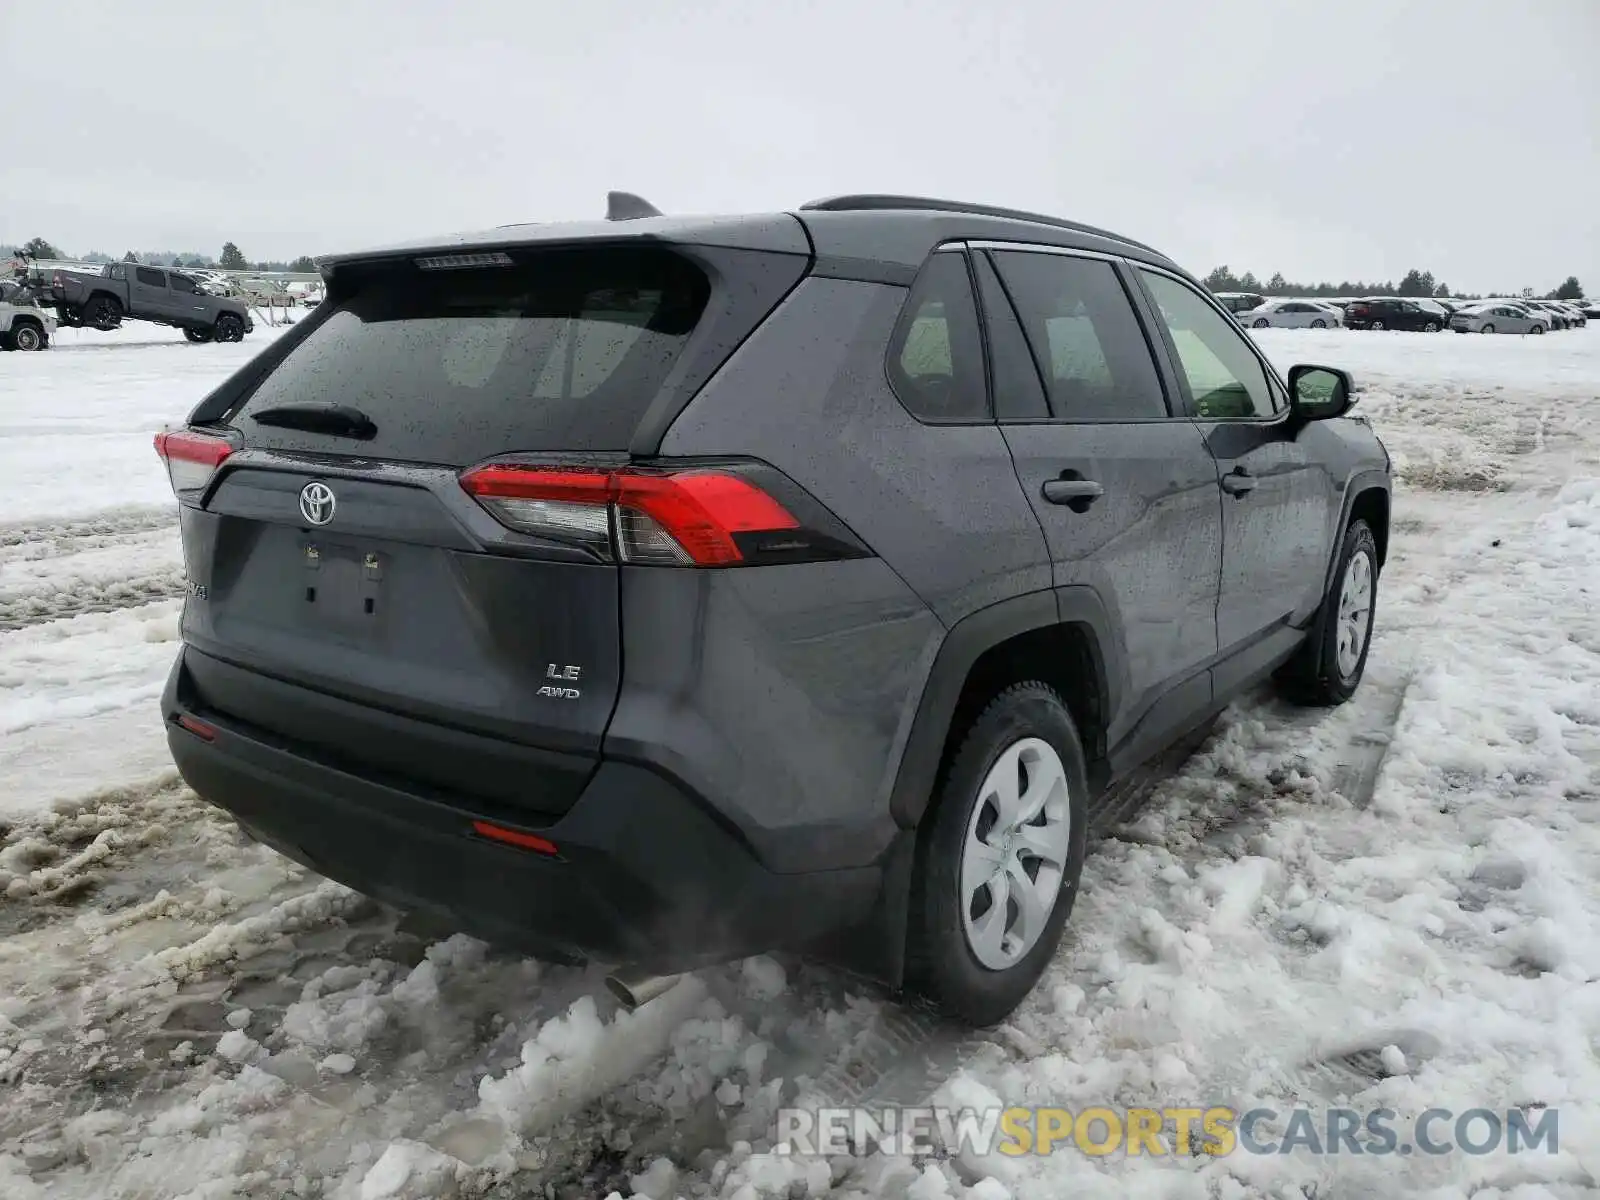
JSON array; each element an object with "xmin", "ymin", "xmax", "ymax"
[{"xmin": 604, "ymin": 970, "xmax": 683, "ymax": 1011}]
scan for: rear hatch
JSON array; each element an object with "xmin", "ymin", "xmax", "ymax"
[{"xmin": 163, "ymin": 234, "xmax": 810, "ymax": 820}]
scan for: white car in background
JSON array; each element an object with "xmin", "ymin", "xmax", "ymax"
[
  {"xmin": 238, "ymin": 277, "xmax": 295, "ymax": 307},
  {"xmin": 1449, "ymin": 303, "xmax": 1548, "ymax": 335},
  {"xmin": 284, "ymin": 281, "xmax": 324, "ymax": 307},
  {"xmin": 1239, "ymin": 299, "xmax": 1342, "ymax": 329}
]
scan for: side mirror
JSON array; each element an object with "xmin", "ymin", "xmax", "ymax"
[{"xmin": 1287, "ymin": 364, "xmax": 1354, "ymax": 423}]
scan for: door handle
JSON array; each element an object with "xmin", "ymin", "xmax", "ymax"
[
  {"xmin": 1220, "ymin": 468, "xmax": 1257, "ymax": 496},
  {"xmin": 1041, "ymin": 477, "xmax": 1104, "ymax": 509}
]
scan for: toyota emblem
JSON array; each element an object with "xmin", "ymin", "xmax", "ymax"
[{"xmin": 299, "ymin": 481, "xmax": 336, "ymax": 526}]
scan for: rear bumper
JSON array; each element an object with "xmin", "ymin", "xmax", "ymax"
[{"xmin": 161, "ymin": 649, "xmax": 883, "ymax": 970}]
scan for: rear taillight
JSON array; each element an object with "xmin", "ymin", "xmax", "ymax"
[
  {"xmin": 459, "ymin": 462, "xmax": 865, "ymax": 567},
  {"xmin": 154, "ymin": 428, "xmax": 233, "ymax": 495}
]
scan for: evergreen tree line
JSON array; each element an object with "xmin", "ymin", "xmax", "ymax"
[
  {"xmin": 1203, "ymin": 265, "xmax": 1584, "ymax": 303},
  {"xmin": 6, "ymin": 237, "xmax": 317, "ymax": 274}
]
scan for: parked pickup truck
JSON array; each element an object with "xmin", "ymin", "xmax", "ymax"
[{"xmin": 47, "ymin": 263, "xmax": 254, "ymax": 342}]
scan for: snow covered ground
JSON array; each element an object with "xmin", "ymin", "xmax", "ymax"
[{"xmin": 1, "ymin": 323, "xmax": 1598, "ymax": 1199}]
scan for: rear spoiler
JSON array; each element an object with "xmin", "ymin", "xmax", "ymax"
[{"xmin": 314, "ymin": 196, "xmax": 806, "ymax": 281}]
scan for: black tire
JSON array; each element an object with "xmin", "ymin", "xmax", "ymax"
[
  {"xmin": 1424, "ymin": 321, "xmax": 1440, "ymax": 332},
  {"xmin": 907, "ymin": 682, "xmax": 1089, "ymax": 1026},
  {"xmin": 0, "ymin": 333, "xmax": 12, "ymax": 351},
  {"xmin": 86, "ymin": 295, "xmax": 123, "ymax": 331},
  {"xmin": 11, "ymin": 322, "xmax": 45, "ymax": 351},
  {"xmin": 1311, "ymin": 319, "xmax": 1327, "ymax": 329},
  {"xmin": 184, "ymin": 327, "xmax": 213, "ymax": 344},
  {"xmin": 1278, "ymin": 520, "xmax": 1378, "ymax": 707},
  {"xmin": 1252, "ymin": 318, "xmax": 1270, "ymax": 328},
  {"xmin": 1371, "ymin": 320, "xmax": 1386, "ymax": 330},
  {"xmin": 1530, "ymin": 324, "xmax": 1545, "ymax": 336},
  {"xmin": 1481, "ymin": 324, "xmax": 1495, "ymax": 334},
  {"xmin": 214, "ymin": 313, "xmax": 244, "ymax": 342}
]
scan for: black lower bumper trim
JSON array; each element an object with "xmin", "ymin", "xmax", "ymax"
[{"xmin": 162, "ymin": 656, "xmax": 883, "ymax": 970}]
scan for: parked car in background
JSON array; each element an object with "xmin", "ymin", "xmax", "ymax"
[
  {"xmin": 1239, "ymin": 299, "xmax": 1342, "ymax": 329},
  {"xmin": 1538, "ymin": 302, "xmax": 1572, "ymax": 328},
  {"xmin": 1212, "ymin": 291, "xmax": 1266, "ymax": 314},
  {"xmin": 1517, "ymin": 301, "xmax": 1568, "ymax": 329},
  {"xmin": 1557, "ymin": 303, "xmax": 1586, "ymax": 327},
  {"xmin": 284, "ymin": 281, "xmax": 324, "ymax": 307},
  {"xmin": 1449, "ymin": 303, "xmax": 1548, "ymax": 335},
  {"xmin": 237, "ymin": 277, "xmax": 295, "ymax": 307},
  {"xmin": 1412, "ymin": 299, "xmax": 1455, "ymax": 326},
  {"xmin": 1343, "ymin": 297, "xmax": 1445, "ymax": 331},
  {"xmin": 46, "ymin": 263, "xmax": 254, "ymax": 340},
  {"xmin": 1581, "ymin": 299, "xmax": 1600, "ymax": 320},
  {"xmin": 155, "ymin": 193, "xmax": 1392, "ymax": 1026}
]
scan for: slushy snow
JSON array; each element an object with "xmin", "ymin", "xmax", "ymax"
[{"xmin": 1, "ymin": 322, "xmax": 1598, "ymax": 1197}]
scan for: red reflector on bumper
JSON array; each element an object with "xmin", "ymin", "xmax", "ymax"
[
  {"xmin": 471, "ymin": 820, "xmax": 559, "ymax": 856},
  {"xmin": 176, "ymin": 714, "xmax": 217, "ymax": 741}
]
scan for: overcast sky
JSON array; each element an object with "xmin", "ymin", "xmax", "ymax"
[{"xmin": 3, "ymin": 0, "xmax": 1595, "ymax": 292}]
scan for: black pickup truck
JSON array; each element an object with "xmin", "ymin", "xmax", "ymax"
[{"xmin": 48, "ymin": 263, "xmax": 254, "ymax": 342}]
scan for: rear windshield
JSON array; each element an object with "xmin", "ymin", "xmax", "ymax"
[{"xmin": 233, "ymin": 247, "xmax": 710, "ymax": 464}]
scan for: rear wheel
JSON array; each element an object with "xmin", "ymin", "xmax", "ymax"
[
  {"xmin": 1252, "ymin": 318, "xmax": 1270, "ymax": 328},
  {"xmin": 86, "ymin": 295, "xmax": 123, "ymax": 331},
  {"xmin": 1481, "ymin": 323, "xmax": 1496, "ymax": 334},
  {"xmin": 1279, "ymin": 520, "xmax": 1378, "ymax": 707},
  {"xmin": 11, "ymin": 322, "xmax": 44, "ymax": 351},
  {"xmin": 1371, "ymin": 320, "xmax": 1386, "ymax": 330},
  {"xmin": 908, "ymin": 682, "xmax": 1088, "ymax": 1026},
  {"xmin": 214, "ymin": 313, "xmax": 244, "ymax": 342},
  {"xmin": 184, "ymin": 327, "xmax": 213, "ymax": 344}
]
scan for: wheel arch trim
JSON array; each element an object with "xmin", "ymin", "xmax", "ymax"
[
  {"xmin": 888, "ymin": 586, "xmax": 1120, "ymax": 830},
  {"xmin": 1323, "ymin": 471, "xmax": 1391, "ymax": 596}
]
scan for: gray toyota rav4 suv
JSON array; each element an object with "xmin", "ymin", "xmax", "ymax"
[{"xmin": 158, "ymin": 194, "xmax": 1391, "ymax": 1025}]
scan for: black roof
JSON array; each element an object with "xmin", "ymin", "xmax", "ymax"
[{"xmin": 318, "ymin": 194, "xmax": 1182, "ymax": 280}]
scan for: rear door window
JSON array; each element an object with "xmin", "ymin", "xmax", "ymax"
[
  {"xmin": 233, "ymin": 247, "xmax": 711, "ymax": 464},
  {"xmin": 990, "ymin": 250, "xmax": 1168, "ymax": 420},
  {"xmin": 135, "ymin": 267, "xmax": 166, "ymax": 287}
]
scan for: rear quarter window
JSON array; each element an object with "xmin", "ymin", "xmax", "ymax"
[
  {"xmin": 885, "ymin": 251, "xmax": 987, "ymax": 423},
  {"xmin": 233, "ymin": 247, "xmax": 710, "ymax": 465}
]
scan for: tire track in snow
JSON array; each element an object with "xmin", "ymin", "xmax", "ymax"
[
  {"xmin": 0, "ymin": 571, "xmax": 185, "ymax": 631},
  {"xmin": 0, "ymin": 511, "xmax": 183, "ymax": 631},
  {"xmin": 0, "ymin": 506, "xmax": 175, "ymax": 552}
]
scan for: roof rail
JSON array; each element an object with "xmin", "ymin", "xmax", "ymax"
[{"xmin": 798, "ymin": 194, "xmax": 1160, "ymax": 256}]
